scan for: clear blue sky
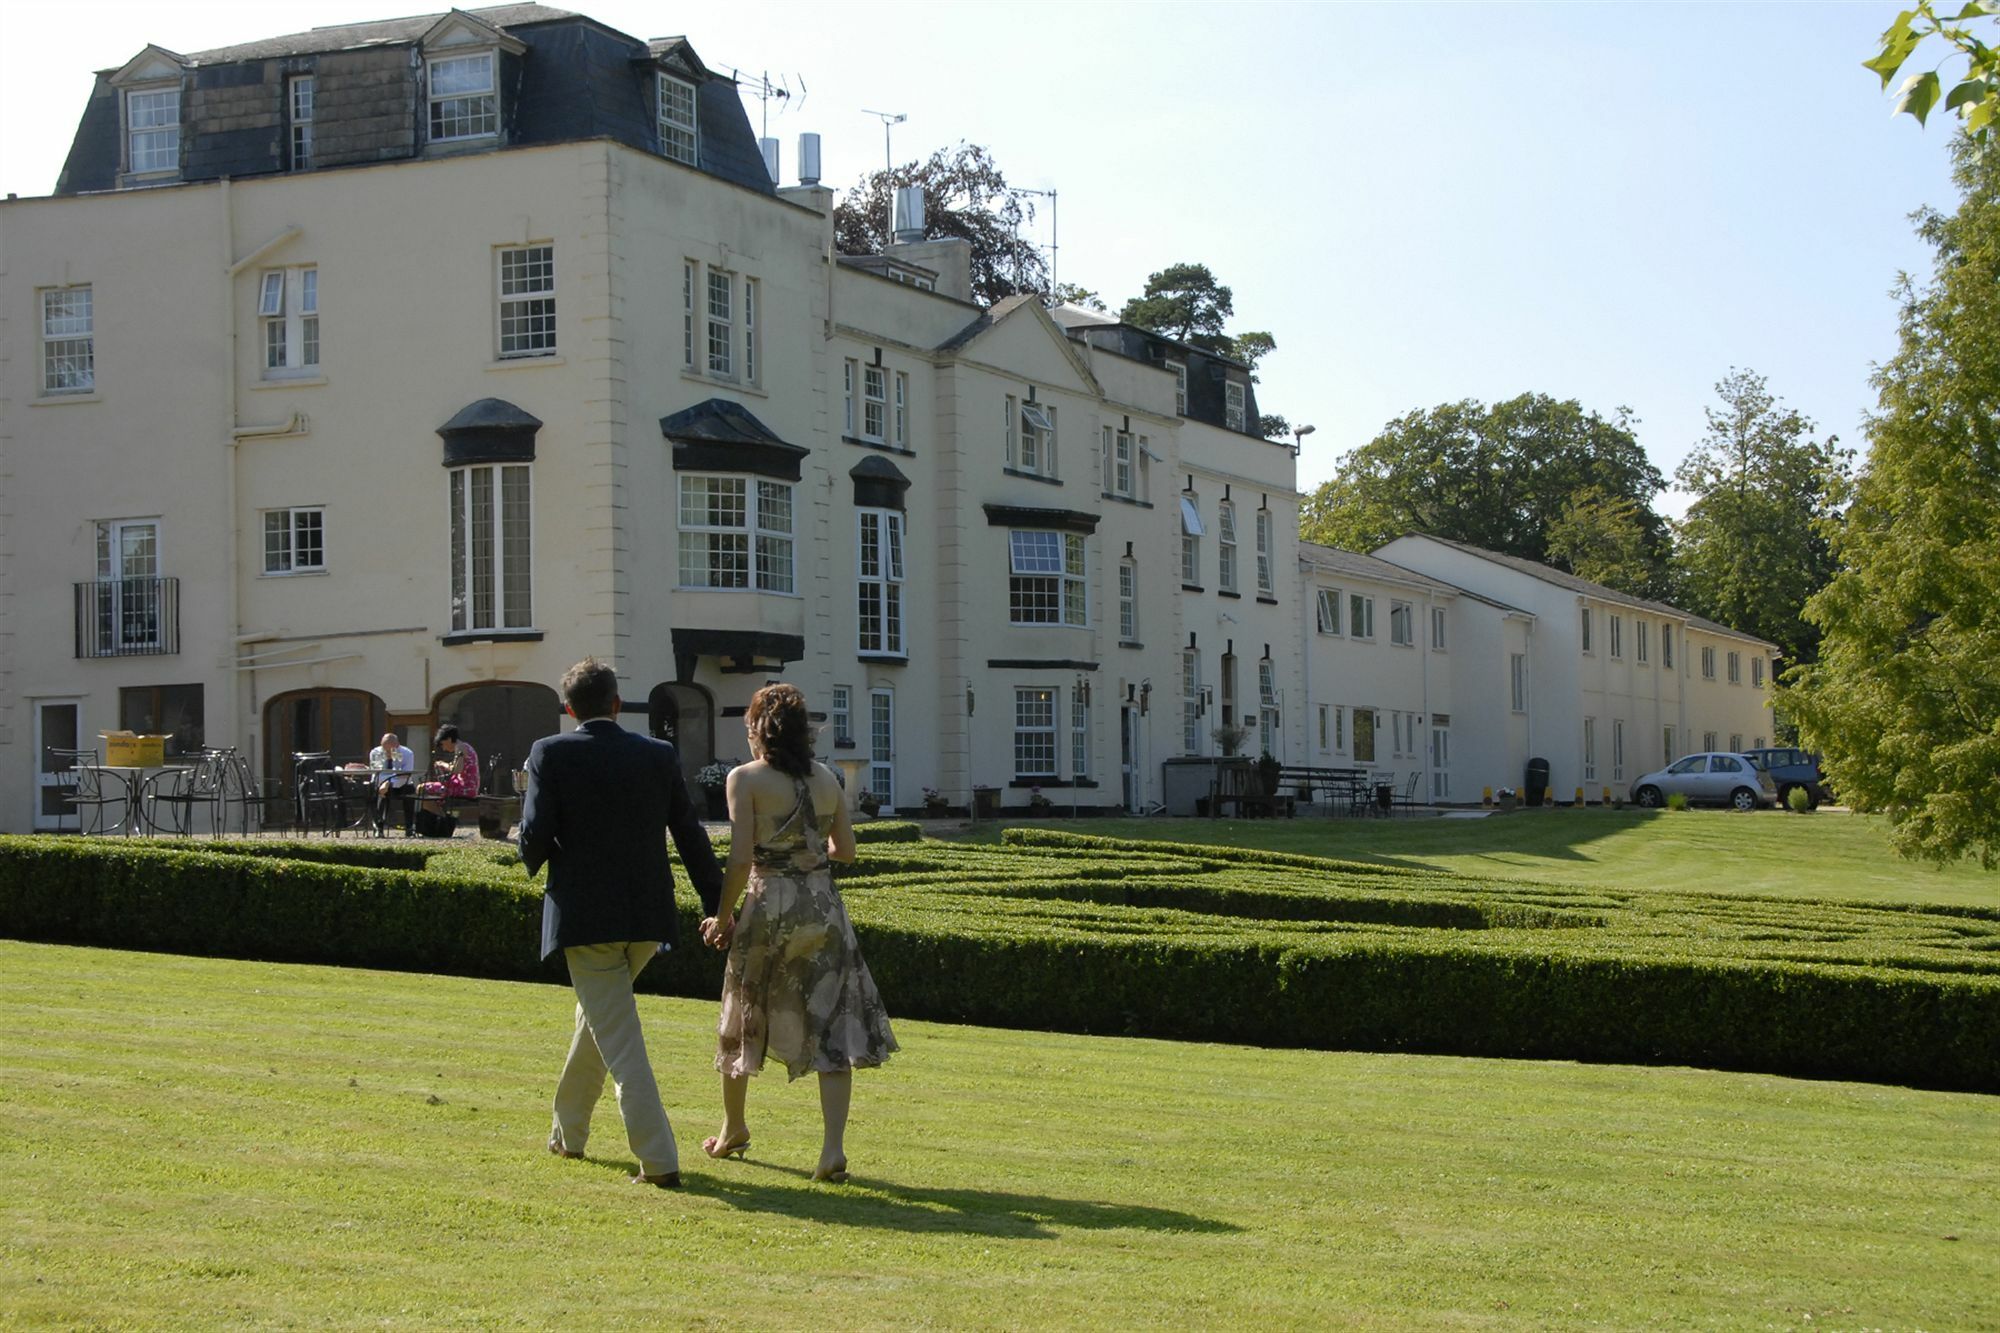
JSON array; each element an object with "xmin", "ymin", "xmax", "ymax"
[{"xmin": 0, "ymin": 2, "xmax": 1962, "ymax": 513}]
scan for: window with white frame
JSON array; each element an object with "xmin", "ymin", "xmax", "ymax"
[
  {"xmin": 1752, "ymin": 656, "xmax": 1765, "ymax": 689},
  {"xmin": 259, "ymin": 267, "xmax": 319, "ymax": 375},
  {"xmin": 1182, "ymin": 649, "xmax": 1201, "ymax": 754},
  {"xmin": 1580, "ymin": 607, "xmax": 1593, "ymax": 653},
  {"xmin": 831, "ymin": 685, "xmax": 853, "ymax": 746},
  {"xmin": 1703, "ymin": 730, "xmax": 1718, "ymax": 751},
  {"xmin": 1727, "ymin": 650, "xmax": 1741, "ymax": 684},
  {"xmin": 1334, "ymin": 705, "xmax": 1346, "ymax": 751},
  {"xmin": 262, "ymin": 507, "xmax": 325, "ymax": 575},
  {"xmin": 1016, "ymin": 399, "xmax": 1055, "ymax": 476},
  {"xmin": 1432, "ymin": 606, "xmax": 1447, "ymax": 651},
  {"xmin": 894, "ymin": 372, "xmax": 908, "ymax": 448},
  {"xmin": 1014, "ymin": 687, "xmax": 1058, "ymax": 778},
  {"xmin": 1511, "ymin": 653, "xmax": 1528, "ymax": 713},
  {"xmin": 676, "ymin": 475, "xmax": 795, "ymax": 593},
  {"xmin": 1224, "ymin": 381, "xmax": 1245, "ymax": 431},
  {"xmin": 1008, "ymin": 530, "xmax": 1086, "ymax": 626},
  {"xmin": 1612, "ymin": 718, "xmax": 1625, "ymax": 781},
  {"xmin": 429, "ymin": 52, "xmax": 497, "ymax": 141},
  {"xmin": 845, "ymin": 361, "xmax": 858, "ymax": 435},
  {"xmin": 1730, "ymin": 732, "xmax": 1743, "ymax": 752},
  {"xmin": 1255, "ymin": 508, "xmax": 1274, "ymax": 596},
  {"xmin": 1180, "ymin": 494, "xmax": 1202, "ymax": 585},
  {"xmin": 1350, "ymin": 593, "xmax": 1375, "ymax": 640},
  {"xmin": 1317, "ymin": 704, "xmax": 1330, "ymax": 751},
  {"xmin": 448, "ymin": 463, "xmax": 532, "ymax": 632},
  {"xmin": 1167, "ymin": 360, "xmax": 1186, "ymax": 415},
  {"xmin": 1258, "ymin": 658, "xmax": 1278, "ymax": 757},
  {"xmin": 1353, "ymin": 707, "xmax": 1376, "ymax": 763},
  {"xmin": 1664, "ymin": 725, "xmax": 1676, "ymax": 762},
  {"xmin": 127, "ymin": 86, "xmax": 180, "ymax": 174},
  {"xmin": 744, "ymin": 278, "xmax": 757, "ymax": 384},
  {"xmin": 1636, "ymin": 620, "xmax": 1649, "ymax": 663},
  {"xmin": 1003, "ymin": 394, "xmax": 1016, "ymax": 464},
  {"xmin": 289, "ymin": 76, "xmax": 314, "ymax": 169},
  {"xmin": 1118, "ymin": 560, "xmax": 1137, "ymax": 641},
  {"xmin": 658, "ymin": 72, "xmax": 698, "ymax": 165},
  {"xmin": 1610, "ymin": 614, "xmax": 1623, "ymax": 659},
  {"xmin": 1071, "ymin": 690, "xmax": 1090, "ymax": 780},
  {"xmin": 40, "ymin": 287, "xmax": 94, "ymax": 395},
  {"xmin": 856, "ymin": 509, "xmax": 905, "ymax": 656},
  {"xmin": 1316, "ymin": 588, "xmax": 1341, "ymax": 635},
  {"xmin": 497, "ymin": 245, "xmax": 555, "ymax": 358},
  {"xmin": 706, "ymin": 270, "xmax": 734, "ymax": 377},
  {"xmin": 683, "ymin": 263, "xmax": 698, "ymax": 370},
  {"xmin": 1663, "ymin": 625, "xmax": 1675, "ymax": 669},
  {"xmin": 1702, "ymin": 645, "xmax": 1717, "ymax": 680},
  {"xmin": 1583, "ymin": 717, "xmax": 1598, "ymax": 782},
  {"xmin": 1217, "ymin": 501, "xmax": 1238, "ymax": 592},
  {"xmin": 1390, "ymin": 600, "xmax": 1414, "ymax": 647},
  {"xmin": 862, "ymin": 365, "xmax": 886, "ymax": 441},
  {"xmin": 1112, "ymin": 429, "xmax": 1134, "ymax": 497}
]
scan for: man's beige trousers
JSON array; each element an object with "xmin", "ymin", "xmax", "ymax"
[{"xmin": 551, "ymin": 941, "xmax": 677, "ymax": 1175}]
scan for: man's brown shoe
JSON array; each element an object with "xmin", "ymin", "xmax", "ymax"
[
  {"xmin": 548, "ymin": 1136, "xmax": 583, "ymax": 1160},
  {"xmin": 632, "ymin": 1171, "xmax": 682, "ymax": 1189}
]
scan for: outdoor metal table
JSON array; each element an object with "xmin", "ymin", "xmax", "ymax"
[{"xmin": 86, "ymin": 764, "xmax": 194, "ymax": 835}]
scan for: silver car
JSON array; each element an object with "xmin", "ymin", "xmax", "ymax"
[{"xmin": 1629, "ymin": 752, "xmax": 1778, "ymax": 811}]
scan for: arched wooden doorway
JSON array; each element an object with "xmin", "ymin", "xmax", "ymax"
[
  {"xmin": 432, "ymin": 680, "xmax": 563, "ymax": 789},
  {"xmin": 647, "ymin": 681, "xmax": 714, "ymax": 786},
  {"xmin": 264, "ymin": 688, "xmax": 387, "ymax": 794}
]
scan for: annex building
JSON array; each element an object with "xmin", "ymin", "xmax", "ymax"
[{"xmin": 0, "ymin": 4, "xmax": 1778, "ymax": 831}]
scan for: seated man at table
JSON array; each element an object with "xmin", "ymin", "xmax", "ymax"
[{"xmin": 369, "ymin": 731, "xmax": 418, "ymax": 835}]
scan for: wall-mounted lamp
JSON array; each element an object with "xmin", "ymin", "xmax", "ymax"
[
  {"xmin": 965, "ymin": 686, "xmax": 975, "ymax": 717},
  {"xmin": 1139, "ymin": 678, "xmax": 1151, "ymax": 716},
  {"xmin": 1291, "ymin": 423, "xmax": 1317, "ymax": 458}
]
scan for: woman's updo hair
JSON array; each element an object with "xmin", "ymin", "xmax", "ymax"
[
  {"xmin": 434, "ymin": 723, "xmax": 460, "ymax": 747},
  {"xmin": 745, "ymin": 683, "xmax": 814, "ymax": 778}
]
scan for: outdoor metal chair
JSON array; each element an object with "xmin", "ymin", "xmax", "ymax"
[
  {"xmin": 141, "ymin": 752, "xmax": 228, "ymax": 837},
  {"xmin": 60, "ymin": 749, "xmax": 130, "ymax": 835},
  {"xmin": 1392, "ymin": 770, "xmax": 1424, "ymax": 816}
]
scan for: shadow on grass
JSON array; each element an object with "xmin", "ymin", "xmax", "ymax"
[
  {"xmin": 946, "ymin": 808, "xmax": 1670, "ymax": 875},
  {"xmin": 677, "ymin": 1158, "xmax": 1240, "ymax": 1238}
]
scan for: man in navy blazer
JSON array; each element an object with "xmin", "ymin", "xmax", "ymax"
[{"xmin": 519, "ymin": 657, "xmax": 723, "ymax": 1189}]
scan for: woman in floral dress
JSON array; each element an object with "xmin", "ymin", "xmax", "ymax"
[
  {"xmin": 698, "ymin": 684, "xmax": 897, "ymax": 1182},
  {"xmin": 417, "ymin": 724, "xmax": 479, "ymax": 819}
]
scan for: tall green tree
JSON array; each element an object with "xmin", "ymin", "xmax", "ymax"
[
  {"xmin": 1866, "ymin": 2, "xmax": 2000, "ymax": 143},
  {"xmin": 1671, "ymin": 370, "xmax": 1852, "ymax": 666},
  {"xmin": 1787, "ymin": 139, "xmax": 2000, "ymax": 867},
  {"xmin": 833, "ymin": 143, "xmax": 1046, "ymax": 306},
  {"xmin": 1119, "ymin": 262, "xmax": 1235, "ymax": 351},
  {"xmin": 1298, "ymin": 394, "xmax": 1672, "ymax": 596},
  {"xmin": 1546, "ymin": 486, "xmax": 1662, "ymax": 596}
]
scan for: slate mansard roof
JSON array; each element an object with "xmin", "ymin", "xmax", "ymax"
[{"xmin": 54, "ymin": 5, "xmax": 772, "ymax": 197}]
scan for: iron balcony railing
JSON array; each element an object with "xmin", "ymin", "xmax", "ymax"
[{"xmin": 74, "ymin": 577, "xmax": 180, "ymax": 657}]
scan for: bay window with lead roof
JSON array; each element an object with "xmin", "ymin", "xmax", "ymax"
[
  {"xmin": 857, "ymin": 509, "xmax": 906, "ymax": 656},
  {"xmin": 449, "ymin": 464, "xmax": 532, "ymax": 632},
  {"xmin": 1009, "ymin": 530, "xmax": 1086, "ymax": 626},
  {"xmin": 677, "ymin": 476, "xmax": 794, "ymax": 593}
]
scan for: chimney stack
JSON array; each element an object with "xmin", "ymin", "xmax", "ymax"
[
  {"xmin": 893, "ymin": 186, "xmax": 925, "ymax": 244},
  {"xmin": 797, "ymin": 132, "xmax": 822, "ymax": 186},
  {"xmin": 758, "ymin": 137, "xmax": 779, "ymax": 185}
]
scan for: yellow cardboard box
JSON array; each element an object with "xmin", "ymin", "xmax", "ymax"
[{"xmin": 101, "ymin": 732, "xmax": 171, "ymax": 766}]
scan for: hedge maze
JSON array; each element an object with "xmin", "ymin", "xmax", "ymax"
[{"xmin": 3, "ymin": 826, "xmax": 1994, "ymax": 1091}]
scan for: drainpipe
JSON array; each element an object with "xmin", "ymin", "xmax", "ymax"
[{"xmin": 219, "ymin": 179, "xmax": 243, "ymax": 761}]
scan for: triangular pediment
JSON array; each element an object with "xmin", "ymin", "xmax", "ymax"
[
  {"xmin": 110, "ymin": 46, "xmax": 189, "ymax": 87},
  {"xmin": 941, "ymin": 296, "xmax": 1102, "ymax": 398},
  {"xmin": 647, "ymin": 37, "xmax": 716, "ymax": 83},
  {"xmin": 420, "ymin": 10, "xmax": 525, "ymax": 56}
]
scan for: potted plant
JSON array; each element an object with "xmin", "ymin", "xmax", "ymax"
[
  {"xmin": 1026, "ymin": 786, "xmax": 1054, "ymax": 815},
  {"xmin": 694, "ymin": 759, "xmax": 735, "ymax": 821},
  {"xmin": 1210, "ymin": 723, "xmax": 1251, "ymax": 757},
  {"xmin": 1254, "ymin": 750, "xmax": 1281, "ymax": 797},
  {"xmin": 922, "ymin": 786, "xmax": 951, "ymax": 816},
  {"xmin": 1495, "ymin": 785, "xmax": 1518, "ymax": 812},
  {"xmin": 856, "ymin": 789, "xmax": 882, "ymax": 818}
]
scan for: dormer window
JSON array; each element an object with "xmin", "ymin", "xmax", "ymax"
[
  {"xmin": 429, "ymin": 52, "xmax": 497, "ymax": 141},
  {"xmin": 1225, "ymin": 381, "xmax": 1246, "ymax": 431},
  {"xmin": 658, "ymin": 74, "xmax": 698, "ymax": 166},
  {"xmin": 127, "ymin": 87, "xmax": 180, "ymax": 174}
]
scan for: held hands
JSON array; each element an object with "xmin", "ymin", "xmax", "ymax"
[{"xmin": 699, "ymin": 912, "xmax": 735, "ymax": 950}]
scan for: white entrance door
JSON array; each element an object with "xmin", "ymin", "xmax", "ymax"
[
  {"xmin": 868, "ymin": 688, "xmax": 894, "ymax": 811},
  {"xmin": 1430, "ymin": 724, "xmax": 1452, "ymax": 801},
  {"xmin": 34, "ymin": 699, "xmax": 82, "ymax": 830}
]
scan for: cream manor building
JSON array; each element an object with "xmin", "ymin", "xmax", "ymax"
[{"xmin": 0, "ymin": 4, "xmax": 1778, "ymax": 832}]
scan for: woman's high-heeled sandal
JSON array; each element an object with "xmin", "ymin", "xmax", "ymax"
[{"xmin": 702, "ymin": 1134, "xmax": 750, "ymax": 1160}]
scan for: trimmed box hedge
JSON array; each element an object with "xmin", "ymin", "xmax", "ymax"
[{"xmin": 2, "ymin": 830, "xmax": 1995, "ymax": 1092}]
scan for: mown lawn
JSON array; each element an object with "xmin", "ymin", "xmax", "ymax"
[
  {"xmin": 941, "ymin": 809, "xmax": 1997, "ymax": 908},
  {"xmin": 2, "ymin": 940, "xmax": 1994, "ymax": 1328}
]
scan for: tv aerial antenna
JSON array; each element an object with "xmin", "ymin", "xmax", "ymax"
[{"xmin": 728, "ymin": 69, "xmax": 807, "ymax": 139}]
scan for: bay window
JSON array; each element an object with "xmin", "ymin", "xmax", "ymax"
[
  {"xmin": 1009, "ymin": 530, "xmax": 1086, "ymax": 626},
  {"xmin": 857, "ymin": 509, "xmax": 906, "ymax": 656},
  {"xmin": 449, "ymin": 463, "xmax": 532, "ymax": 632},
  {"xmin": 676, "ymin": 475, "xmax": 795, "ymax": 593}
]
